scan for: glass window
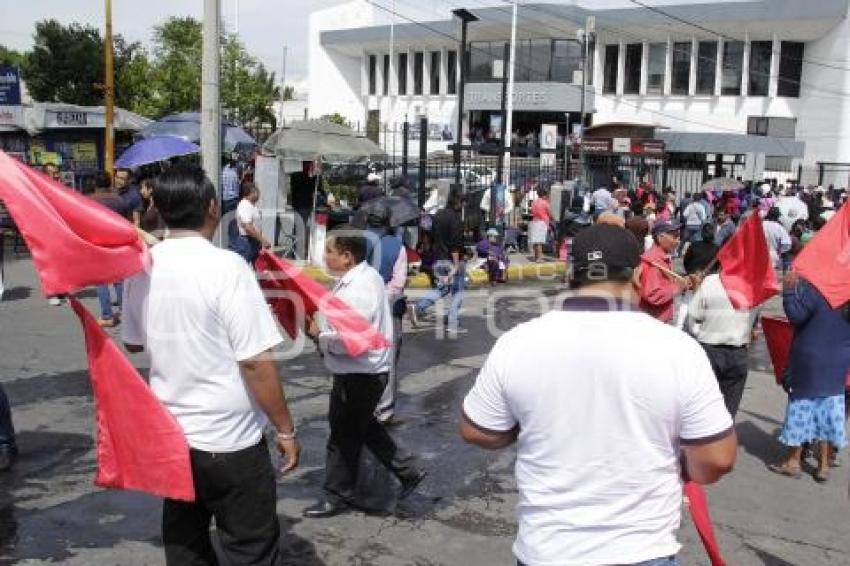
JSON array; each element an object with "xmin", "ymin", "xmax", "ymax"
[
  {"xmin": 647, "ymin": 43, "xmax": 666, "ymax": 94},
  {"xmin": 778, "ymin": 41, "xmax": 804, "ymax": 98},
  {"xmin": 747, "ymin": 116, "xmax": 768, "ymax": 135},
  {"xmin": 514, "ymin": 40, "xmax": 531, "ymax": 82},
  {"xmin": 413, "ymin": 51, "xmax": 424, "ymax": 95},
  {"xmin": 671, "ymin": 42, "xmax": 691, "ymax": 95},
  {"xmin": 721, "ymin": 40, "xmax": 744, "ymax": 95},
  {"xmin": 551, "ymin": 39, "xmax": 582, "ymax": 83},
  {"xmin": 430, "ymin": 51, "xmax": 441, "ymax": 95},
  {"xmin": 382, "ymin": 54, "xmax": 389, "ymax": 95},
  {"xmin": 764, "ymin": 156, "xmax": 792, "ymax": 171},
  {"xmin": 398, "ymin": 52, "xmax": 407, "ymax": 95},
  {"xmin": 447, "ymin": 50, "xmax": 457, "ymax": 94},
  {"xmin": 529, "ymin": 39, "xmax": 551, "ymax": 82},
  {"xmin": 603, "ymin": 45, "xmax": 618, "ymax": 93},
  {"xmin": 587, "ymin": 38, "xmax": 595, "ymax": 86},
  {"xmin": 696, "ymin": 41, "xmax": 717, "ymax": 94},
  {"xmin": 624, "ymin": 43, "xmax": 642, "ymax": 94},
  {"xmin": 748, "ymin": 41, "xmax": 771, "ymax": 96},
  {"xmin": 469, "ymin": 42, "xmax": 494, "ymax": 82},
  {"xmin": 368, "ymin": 54, "xmax": 376, "ymax": 95}
]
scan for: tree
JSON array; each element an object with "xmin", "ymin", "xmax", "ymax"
[
  {"xmin": 220, "ymin": 33, "xmax": 278, "ymax": 128},
  {"xmin": 321, "ymin": 113, "xmax": 349, "ymax": 127},
  {"xmin": 0, "ymin": 46, "xmax": 24, "ymax": 68},
  {"xmin": 113, "ymin": 37, "xmax": 155, "ymax": 116},
  {"xmin": 148, "ymin": 17, "xmax": 203, "ymax": 117},
  {"xmin": 282, "ymin": 85, "xmax": 295, "ymax": 101},
  {"xmin": 22, "ymin": 20, "xmax": 103, "ymax": 105}
]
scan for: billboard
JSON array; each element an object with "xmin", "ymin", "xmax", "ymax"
[{"xmin": 0, "ymin": 66, "xmax": 21, "ymax": 105}]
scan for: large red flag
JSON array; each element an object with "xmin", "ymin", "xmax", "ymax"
[
  {"xmin": 684, "ymin": 481, "xmax": 726, "ymax": 566},
  {"xmin": 255, "ymin": 250, "xmax": 391, "ymax": 356},
  {"xmin": 792, "ymin": 202, "xmax": 850, "ymax": 309},
  {"xmin": 0, "ymin": 151, "xmax": 148, "ymax": 296},
  {"xmin": 70, "ymin": 298, "xmax": 195, "ymax": 501},
  {"xmin": 717, "ymin": 213, "xmax": 779, "ymax": 309},
  {"xmin": 760, "ymin": 316, "xmax": 793, "ymax": 385}
]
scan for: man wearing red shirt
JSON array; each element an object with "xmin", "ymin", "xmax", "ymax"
[{"xmin": 639, "ymin": 220, "xmax": 691, "ymax": 322}]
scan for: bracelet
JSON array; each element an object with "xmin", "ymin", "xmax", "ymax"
[{"xmin": 276, "ymin": 428, "xmax": 297, "ymax": 441}]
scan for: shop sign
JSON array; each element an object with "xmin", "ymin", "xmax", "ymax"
[
  {"xmin": 55, "ymin": 111, "xmax": 88, "ymax": 127},
  {"xmin": 72, "ymin": 142, "xmax": 98, "ymax": 163},
  {"xmin": 581, "ymin": 138, "xmax": 612, "ymax": 153},
  {"xmin": 0, "ymin": 105, "xmax": 24, "ymax": 128},
  {"xmin": 612, "ymin": 137, "xmax": 631, "ymax": 153},
  {"xmin": 540, "ymin": 123, "xmax": 557, "ymax": 168},
  {"xmin": 631, "ymin": 140, "xmax": 665, "ymax": 155},
  {"xmin": 0, "ymin": 66, "xmax": 21, "ymax": 105}
]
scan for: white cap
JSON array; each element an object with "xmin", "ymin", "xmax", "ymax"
[{"xmin": 367, "ymin": 172, "xmax": 381, "ymax": 183}]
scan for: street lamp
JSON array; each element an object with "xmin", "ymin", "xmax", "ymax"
[
  {"xmin": 452, "ymin": 8, "xmax": 478, "ymax": 192},
  {"xmin": 576, "ymin": 16, "xmax": 595, "ymax": 194}
]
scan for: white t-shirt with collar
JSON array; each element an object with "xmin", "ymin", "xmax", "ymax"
[
  {"xmin": 318, "ymin": 261, "xmax": 392, "ymax": 375},
  {"xmin": 463, "ymin": 299, "xmax": 732, "ymax": 566},
  {"xmin": 236, "ymin": 198, "xmax": 260, "ymax": 236},
  {"xmin": 122, "ymin": 237, "xmax": 283, "ymax": 453}
]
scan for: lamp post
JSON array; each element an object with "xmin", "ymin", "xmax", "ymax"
[
  {"xmin": 576, "ymin": 16, "xmax": 595, "ymax": 194},
  {"xmin": 452, "ymin": 8, "xmax": 478, "ymax": 193}
]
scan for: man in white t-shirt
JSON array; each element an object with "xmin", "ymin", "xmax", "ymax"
[
  {"xmin": 461, "ymin": 224, "xmax": 737, "ymax": 566},
  {"xmin": 776, "ymin": 187, "xmax": 809, "ymax": 231},
  {"xmin": 122, "ymin": 165, "xmax": 300, "ymax": 565}
]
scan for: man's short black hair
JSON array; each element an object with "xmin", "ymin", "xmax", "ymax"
[
  {"xmin": 153, "ymin": 165, "xmax": 216, "ymax": 230},
  {"xmin": 327, "ymin": 224, "xmax": 367, "ymax": 264}
]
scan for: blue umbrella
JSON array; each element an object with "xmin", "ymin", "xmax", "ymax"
[
  {"xmin": 115, "ymin": 136, "xmax": 200, "ymax": 168},
  {"xmin": 136, "ymin": 112, "xmax": 257, "ymax": 153}
]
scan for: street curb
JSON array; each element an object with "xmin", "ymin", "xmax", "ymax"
[{"xmin": 298, "ymin": 261, "xmax": 566, "ymax": 289}]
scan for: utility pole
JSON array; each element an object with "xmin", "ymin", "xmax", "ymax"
[
  {"xmin": 452, "ymin": 9, "xmax": 478, "ymax": 191},
  {"xmin": 279, "ymin": 45, "xmax": 287, "ymax": 127},
  {"xmin": 103, "ymin": 0, "xmax": 115, "ymax": 174},
  {"xmin": 202, "ymin": 0, "xmax": 222, "ymax": 238},
  {"xmin": 577, "ymin": 15, "xmax": 595, "ymax": 192},
  {"xmin": 502, "ymin": 0, "xmax": 517, "ymax": 185}
]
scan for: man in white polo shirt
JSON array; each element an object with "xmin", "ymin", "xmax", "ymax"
[
  {"xmin": 461, "ymin": 224, "xmax": 737, "ymax": 566},
  {"xmin": 122, "ymin": 165, "xmax": 300, "ymax": 565}
]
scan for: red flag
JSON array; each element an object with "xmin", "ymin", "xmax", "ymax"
[
  {"xmin": 684, "ymin": 481, "xmax": 726, "ymax": 566},
  {"xmin": 255, "ymin": 250, "xmax": 391, "ymax": 357},
  {"xmin": 70, "ymin": 298, "xmax": 195, "ymax": 501},
  {"xmin": 0, "ymin": 151, "xmax": 148, "ymax": 296},
  {"xmin": 717, "ymin": 213, "xmax": 779, "ymax": 309},
  {"xmin": 760, "ymin": 316, "xmax": 794, "ymax": 386},
  {"xmin": 793, "ymin": 202, "xmax": 850, "ymax": 309}
]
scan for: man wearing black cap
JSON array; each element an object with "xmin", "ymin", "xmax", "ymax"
[
  {"xmin": 460, "ymin": 224, "xmax": 737, "ymax": 566},
  {"xmin": 639, "ymin": 220, "xmax": 692, "ymax": 323}
]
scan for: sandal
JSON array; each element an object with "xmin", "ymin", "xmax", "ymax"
[{"xmin": 768, "ymin": 462, "xmax": 802, "ymax": 478}]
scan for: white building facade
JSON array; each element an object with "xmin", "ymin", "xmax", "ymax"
[{"xmin": 308, "ymin": 0, "xmax": 850, "ymax": 187}]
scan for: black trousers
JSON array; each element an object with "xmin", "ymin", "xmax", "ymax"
[
  {"xmin": 701, "ymin": 343, "xmax": 749, "ymax": 418},
  {"xmin": 324, "ymin": 373, "xmax": 417, "ymax": 501},
  {"xmin": 0, "ymin": 382, "xmax": 15, "ymax": 452},
  {"xmin": 162, "ymin": 441, "xmax": 281, "ymax": 566}
]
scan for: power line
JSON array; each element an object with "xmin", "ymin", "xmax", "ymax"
[{"xmin": 628, "ymin": 0, "xmax": 850, "ymax": 73}]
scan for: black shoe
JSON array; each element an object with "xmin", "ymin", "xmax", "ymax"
[
  {"xmin": 399, "ymin": 470, "xmax": 427, "ymax": 500},
  {"xmin": 303, "ymin": 499, "xmax": 347, "ymax": 519}
]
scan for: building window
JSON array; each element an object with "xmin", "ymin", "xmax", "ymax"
[
  {"xmin": 514, "ymin": 40, "xmax": 531, "ymax": 82},
  {"xmin": 721, "ymin": 40, "xmax": 744, "ymax": 95},
  {"xmin": 413, "ymin": 51, "xmax": 424, "ymax": 95},
  {"xmin": 778, "ymin": 41, "xmax": 804, "ymax": 98},
  {"xmin": 697, "ymin": 41, "xmax": 717, "ymax": 94},
  {"xmin": 748, "ymin": 116, "xmax": 796, "ymax": 138},
  {"xmin": 624, "ymin": 43, "xmax": 642, "ymax": 94},
  {"xmin": 528, "ymin": 39, "xmax": 551, "ymax": 81},
  {"xmin": 603, "ymin": 45, "xmax": 618, "ymax": 93},
  {"xmin": 430, "ymin": 51, "xmax": 441, "ymax": 95},
  {"xmin": 671, "ymin": 42, "xmax": 691, "ymax": 95},
  {"xmin": 469, "ymin": 42, "xmax": 499, "ymax": 82},
  {"xmin": 764, "ymin": 156, "xmax": 793, "ymax": 171},
  {"xmin": 749, "ymin": 41, "xmax": 771, "ymax": 97},
  {"xmin": 398, "ymin": 52, "xmax": 408, "ymax": 95},
  {"xmin": 382, "ymin": 54, "xmax": 389, "ymax": 95},
  {"xmin": 647, "ymin": 43, "xmax": 666, "ymax": 94},
  {"xmin": 551, "ymin": 40, "xmax": 582, "ymax": 83},
  {"xmin": 368, "ymin": 54, "xmax": 376, "ymax": 95},
  {"xmin": 447, "ymin": 50, "xmax": 457, "ymax": 94}
]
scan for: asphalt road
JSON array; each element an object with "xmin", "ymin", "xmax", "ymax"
[{"xmin": 0, "ymin": 256, "xmax": 847, "ymax": 565}]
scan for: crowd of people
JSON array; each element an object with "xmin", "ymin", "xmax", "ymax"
[{"xmin": 0, "ymin": 159, "xmax": 848, "ymax": 565}]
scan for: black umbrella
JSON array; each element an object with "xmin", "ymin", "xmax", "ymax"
[{"xmin": 358, "ymin": 195, "xmax": 420, "ymax": 228}]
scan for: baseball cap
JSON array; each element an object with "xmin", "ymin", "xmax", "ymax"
[
  {"xmin": 571, "ymin": 224, "xmax": 641, "ymax": 277},
  {"xmin": 651, "ymin": 219, "xmax": 681, "ymax": 238}
]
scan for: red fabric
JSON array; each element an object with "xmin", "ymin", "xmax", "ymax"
[
  {"xmin": 255, "ymin": 250, "xmax": 391, "ymax": 356},
  {"xmin": 69, "ymin": 298, "xmax": 195, "ymax": 501},
  {"xmin": 793, "ymin": 202, "xmax": 850, "ymax": 309},
  {"xmin": 761, "ymin": 316, "xmax": 794, "ymax": 385},
  {"xmin": 0, "ymin": 151, "xmax": 148, "ymax": 296},
  {"xmin": 684, "ymin": 481, "xmax": 726, "ymax": 566},
  {"xmin": 639, "ymin": 245, "xmax": 679, "ymax": 323},
  {"xmin": 531, "ymin": 198, "xmax": 551, "ymax": 222},
  {"xmin": 717, "ymin": 213, "xmax": 779, "ymax": 309}
]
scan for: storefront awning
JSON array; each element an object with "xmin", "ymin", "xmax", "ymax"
[
  {"xmin": 22, "ymin": 102, "xmax": 151, "ymax": 136},
  {"xmin": 658, "ymin": 131, "xmax": 805, "ymax": 158}
]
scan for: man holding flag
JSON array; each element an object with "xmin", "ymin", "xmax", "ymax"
[{"xmin": 121, "ymin": 165, "xmax": 301, "ymax": 565}]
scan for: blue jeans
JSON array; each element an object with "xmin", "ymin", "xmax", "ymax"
[
  {"xmin": 519, "ymin": 558, "xmax": 677, "ymax": 566},
  {"xmin": 0, "ymin": 383, "xmax": 16, "ymax": 453},
  {"xmin": 414, "ymin": 260, "xmax": 466, "ymax": 329},
  {"xmin": 96, "ymin": 282, "xmax": 123, "ymax": 320}
]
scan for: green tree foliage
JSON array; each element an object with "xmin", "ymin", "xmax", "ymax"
[
  {"xmin": 148, "ymin": 17, "xmax": 203, "ymax": 117},
  {"xmin": 0, "ymin": 45, "xmax": 24, "ymax": 67},
  {"xmin": 113, "ymin": 36, "xmax": 155, "ymax": 116},
  {"xmin": 221, "ymin": 33, "xmax": 278, "ymax": 128},
  {"xmin": 321, "ymin": 113, "xmax": 349, "ymax": 127},
  {"xmin": 22, "ymin": 20, "xmax": 103, "ymax": 105}
]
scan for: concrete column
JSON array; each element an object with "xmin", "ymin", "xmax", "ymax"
[
  {"xmin": 741, "ymin": 35, "xmax": 750, "ymax": 97},
  {"xmin": 664, "ymin": 36, "xmax": 672, "ymax": 95},
  {"xmin": 769, "ymin": 33, "xmax": 780, "ymax": 98},
  {"xmin": 689, "ymin": 36, "xmax": 697, "ymax": 96},
  {"xmin": 714, "ymin": 37, "xmax": 723, "ymax": 96},
  {"xmin": 617, "ymin": 41, "xmax": 625, "ymax": 96},
  {"xmin": 640, "ymin": 40, "xmax": 649, "ymax": 95},
  {"xmin": 201, "ymin": 0, "xmax": 220, "ymax": 196}
]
